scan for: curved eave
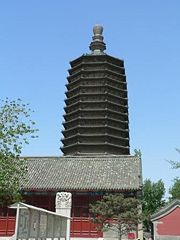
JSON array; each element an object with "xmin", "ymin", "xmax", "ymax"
[
  {"xmin": 66, "ymin": 76, "xmax": 127, "ymax": 90},
  {"xmin": 61, "ymin": 133, "xmax": 129, "ymax": 142},
  {"xmin": 61, "ymin": 142, "xmax": 129, "ymax": 149},
  {"xmin": 69, "ymin": 54, "xmax": 124, "ymax": 68},
  {"xmin": 63, "ymin": 108, "xmax": 128, "ymax": 119},
  {"xmin": 62, "ymin": 125, "xmax": 129, "ymax": 135},
  {"xmin": 62, "ymin": 116, "xmax": 128, "ymax": 125},
  {"xmin": 64, "ymin": 100, "xmax": 128, "ymax": 111},
  {"xmin": 65, "ymin": 92, "xmax": 128, "ymax": 104}
]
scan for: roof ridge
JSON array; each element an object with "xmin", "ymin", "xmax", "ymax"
[
  {"xmin": 21, "ymin": 155, "xmax": 137, "ymax": 160},
  {"xmin": 62, "ymin": 155, "xmax": 137, "ymax": 158},
  {"xmin": 21, "ymin": 156, "xmax": 60, "ymax": 158}
]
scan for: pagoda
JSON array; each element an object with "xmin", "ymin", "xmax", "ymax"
[
  {"xmin": 61, "ymin": 25, "xmax": 130, "ymax": 156},
  {"xmin": 0, "ymin": 25, "xmax": 142, "ymax": 240}
]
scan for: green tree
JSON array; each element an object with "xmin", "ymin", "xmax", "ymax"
[
  {"xmin": 90, "ymin": 194, "xmax": 141, "ymax": 240},
  {"xmin": 169, "ymin": 177, "xmax": 180, "ymax": 200},
  {"xmin": 0, "ymin": 98, "xmax": 38, "ymax": 207},
  {"xmin": 142, "ymin": 179, "xmax": 165, "ymax": 232}
]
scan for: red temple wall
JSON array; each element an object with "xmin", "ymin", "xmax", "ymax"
[
  {"xmin": 0, "ymin": 193, "xmax": 102, "ymax": 238},
  {"xmin": 0, "ymin": 192, "xmax": 136, "ymax": 238},
  {"xmin": 156, "ymin": 207, "xmax": 180, "ymax": 236},
  {"xmin": 24, "ymin": 193, "xmax": 102, "ymax": 217}
]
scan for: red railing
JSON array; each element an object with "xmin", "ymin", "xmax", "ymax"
[
  {"xmin": 0, "ymin": 216, "xmax": 102, "ymax": 238},
  {"xmin": 71, "ymin": 217, "xmax": 102, "ymax": 238},
  {"xmin": 0, "ymin": 216, "xmax": 16, "ymax": 236}
]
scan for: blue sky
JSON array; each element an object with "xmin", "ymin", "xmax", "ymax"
[{"xmin": 1, "ymin": 0, "xmax": 180, "ymax": 196}]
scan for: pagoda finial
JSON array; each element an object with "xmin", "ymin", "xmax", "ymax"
[{"xmin": 89, "ymin": 24, "xmax": 106, "ymax": 54}]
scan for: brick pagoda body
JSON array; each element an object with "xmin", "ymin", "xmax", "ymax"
[{"xmin": 62, "ymin": 53, "xmax": 130, "ymax": 155}]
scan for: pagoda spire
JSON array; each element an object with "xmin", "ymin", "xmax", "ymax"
[{"xmin": 89, "ymin": 24, "xmax": 106, "ymax": 54}]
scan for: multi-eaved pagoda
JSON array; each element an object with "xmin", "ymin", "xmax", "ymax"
[
  {"xmin": 61, "ymin": 25, "xmax": 129, "ymax": 156},
  {"xmin": 1, "ymin": 25, "xmax": 142, "ymax": 239}
]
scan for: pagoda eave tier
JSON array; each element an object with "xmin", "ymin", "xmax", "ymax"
[
  {"xmin": 66, "ymin": 76, "xmax": 127, "ymax": 91},
  {"xmin": 62, "ymin": 125, "xmax": 129, "ymax": 137},
  {"xmin": 67, "ymin": 69, "xmax": 125, "ymax": 81},
  {"xmin": 65, "ymin": 92, "xmax": 128, "ymax": 105},
  {"xmin": 61, "ymin": 142, "xmax": 129, "ymax": 155},
  {"xmin": 68, "ymin": 59, "xmax": 125, "ymax": 73},
  {"xmin": 63, "ymin": 108, "xmax": 128, "ymax": 120},
  {"xmin": 63, "ymin": 117, "xmax": 128, "ymax": 126},
  {"xmin": 64, "ymin": 103, "xmax": 128, "ymax": 115},
  {"xmin": 61, "ymin": 133, "xmax": 129, "ymax": 144},
  {"xmin": 65, "ymin": 86, "xmax": 127, "ymax": 97},
  {"xmin": 69, "ymin": 54, "xmax": 124, "ymax": 68}
]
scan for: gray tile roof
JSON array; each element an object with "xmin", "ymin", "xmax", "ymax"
[
  {"xmin": 21, "ymin": 155, "xmax": 142, "ymax": 191},
  {"xmin": 151, "ymin": 199, "xmax": 180, "ymax": 221}
]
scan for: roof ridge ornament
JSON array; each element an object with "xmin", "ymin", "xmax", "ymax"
[{"xmin": 89, "ymin": 24, "xmax": 106, "ymax": 55}]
